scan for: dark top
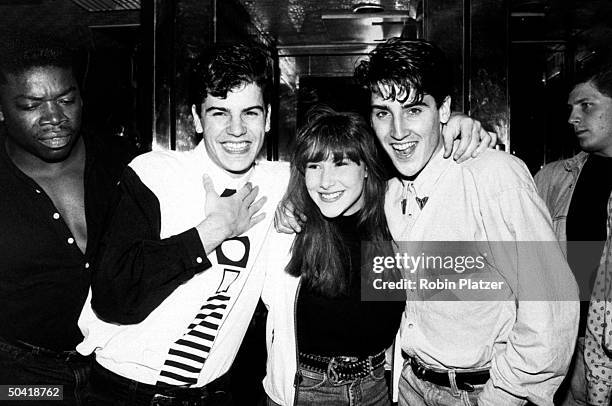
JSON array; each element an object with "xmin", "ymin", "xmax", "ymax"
[
  {"xmin": 567, "ymin": 153, "xmax": 612, "ymax": 336},
  {"xmin": 90, "ymin": 166, "xmax": 212, "ymax": 325},
  {"xmin": 0, "ymin": 132, "xmax": 135, "ymax": 351},
  {"xmin": 297, "ymin": 212, "xmax": 404, "ymax": 356}
]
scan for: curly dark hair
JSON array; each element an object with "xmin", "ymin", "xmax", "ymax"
[
  {"xmin": 191, "ymin": 42, "xmax": 274, "ymax": 109},
  {"xmin": 354, "ymin": 38, "xmax": 451, "ymax": 107},
  {"xmin": 285, "ymin": 105, "xmax": 392, "ymax": 297}
]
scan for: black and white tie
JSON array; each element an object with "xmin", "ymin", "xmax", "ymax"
[{"xmin": 157, "ymin": 188, "xmax": 250, "ymax": 387}]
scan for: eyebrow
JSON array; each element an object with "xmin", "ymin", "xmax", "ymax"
[
  {"xmin": 205, "ymin": 105, "xmax": 264, "ymax": 113},
  {"xmin": 569, "ymin": 97, "xmax": 593, "ymax": 105},
  {"xmin": 401, "ymin": 101, "xmax": 428, "ymax": 108},
  {"xmin": 14, "ymin": 86, "xmax": 78, "ymax": 101},
  {"xmin": 371, "ymin": 101, "xmax": 428, "ymax": 110}
]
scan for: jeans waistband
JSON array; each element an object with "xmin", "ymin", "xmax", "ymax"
[
  {"xmin": 402, "ymin": 352, "xmax": 490, "ymax": 392},
  {"xmin": 0, "ymin": 335, "xmax": 88, "ymax": 362},
  {"xmin": 91, "ymin": 361, "xmax": 230, "ymax": 405}
]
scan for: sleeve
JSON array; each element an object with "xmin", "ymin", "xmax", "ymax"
[
  {"xmin": 585, "ymin": 214, "xmax": 612, "ymax": 405},
  {"xmin": 90, "ymin": 166, "xmax": 212, "ymax": 324},
  {"xmin": 474, "ymin": 166, "xmax": 580, "ymax": 406}
]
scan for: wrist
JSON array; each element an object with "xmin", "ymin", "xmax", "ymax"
[{"xmin": 197, "ymin": 213, "xmax": 233, "ymax": 254}]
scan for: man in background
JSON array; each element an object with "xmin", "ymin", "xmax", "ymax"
[
  {"xmin": 0, "ymin": 35, "xmax": 135, "ymax": 405},
  {"xmin": 535, "ymin": 57, "xmax": 612, "ymax": 406}
]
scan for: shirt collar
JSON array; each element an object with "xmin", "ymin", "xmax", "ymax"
[
  {"xmin": 563, "ymin": 151, "xmax": 589, "ymax": 172},
  {"xmin": 194, "ymin": 141, "xmax": 255, "ymax": 194},
  {"xmin": 405, "ymin": 146, "xmax": 451, "ymax": 199}
]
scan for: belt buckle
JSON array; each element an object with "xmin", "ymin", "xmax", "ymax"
[
  {"xmin": 326, "ymin": 358, "xmax": 342, "ymax": 384},
  {"xmin": 412, "ymin": 359, "xmax": 427, "ymax": 379},
  {"xmin": 461, "ymin": 382, "xmax": 475, "ymax": 392},
  {"xmin": 150, "ymin": 393, "xmax": 173, "ymax": 406}
]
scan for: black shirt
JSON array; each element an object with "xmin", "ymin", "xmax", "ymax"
[
  {"xmin": 567, "ymin": 153, "xmax": 612, "ymax": 336},
  {"xmin": 297, "ymin": 212, "xmax": 404, "ymax": 356},
  {"xmin": 0, "ymin": 132, "xmax": 135, "ymax": 351}
]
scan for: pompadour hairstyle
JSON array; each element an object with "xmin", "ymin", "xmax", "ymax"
[
  {"xmin": 191, "ymin": 42, "xmax": 274, "ymax": 108},
  {"xmin": 354, "ymin": 38, "xmax": 452, "ymax": 107}
]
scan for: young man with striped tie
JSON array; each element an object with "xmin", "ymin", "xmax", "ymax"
[
  {"xmin": 77, "ymin": 42, "xmax": 283, "ymax": 405},
  {"xmin": 76, "ymin": 41, "xmax": 493, "ymax": 406}
]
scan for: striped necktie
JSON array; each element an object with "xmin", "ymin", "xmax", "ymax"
[{"xmin": 157, "ymin": 188, "xmax": 249, "ymax": 386}]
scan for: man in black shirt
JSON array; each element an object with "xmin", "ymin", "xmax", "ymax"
[
  {"xmin": 535, "ymin": 58, "xmax": 612, "ymax": 405},
  {"xmin": 0, "ymin": 38, "xmax": 134, "ymax": 405}
]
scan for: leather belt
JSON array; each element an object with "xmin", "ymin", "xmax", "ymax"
[
  {"xmin": 408, "ymin": 355, "xmax": 490, "ymax": 392},
  {"xmin": 299, "ymin": 350, "xmax": 386, "ymax": 382}
]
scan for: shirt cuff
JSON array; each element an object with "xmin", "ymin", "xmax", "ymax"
[
  {"xmin": 178, "ymin": 227, "xmax": 212, "ymax": 271},
  {"xmin": 478, "ymin": 381, "xmax": 528, "ymax": 406}
]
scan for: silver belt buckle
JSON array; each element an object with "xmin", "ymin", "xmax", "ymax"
[{"xmin": 150, "ymin": 393, "xmax": 174, "ymax": 406}]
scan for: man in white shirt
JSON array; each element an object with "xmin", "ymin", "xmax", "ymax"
[{"xmin": 354, "ymin": 38, "xmax": 580, "ymax": 406}]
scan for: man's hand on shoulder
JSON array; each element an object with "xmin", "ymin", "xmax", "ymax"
[
  {"xmin": 196, "ymin": 175, "xmax": 267, "ymax": 253},
  {"xmin": 442, "ymin": 113, "xmax": 498, "ymax": 163},
  {"xmin": 274, "ymin": 198, "xmax": 306, "ymax": 234}
]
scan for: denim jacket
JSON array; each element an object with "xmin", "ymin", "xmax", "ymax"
[{"xmin": 535, "ymin": 152, "xmax": 612, "ymax": 405}]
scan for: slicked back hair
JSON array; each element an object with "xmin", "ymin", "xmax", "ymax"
[
  {"xmin": 575, "ymin": 55, "xmax": 612, "ymax": 99},
  {"xmin": 192, "ymin": 42, "xmax": 274, "ymax": 110},
  {"xmin": 354, "ymin": 38, "xmax": 452, "ymax": 107}
]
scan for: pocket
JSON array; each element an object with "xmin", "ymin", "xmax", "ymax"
[{"xmin": 298, "ymin": 368, "xmax": 328, "ymax": 390}]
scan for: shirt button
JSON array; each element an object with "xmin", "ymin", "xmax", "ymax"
[
  {"xmin": 35, "ymin": 189, "xmax": 41, "ymax": 194},
  {"xmin": 52, "ymin": 212, "xmax": 60, "ymax": 220},
  {"xmin": 67, "ymin": 237, "xmax": 75, "ymax": 245},
  {"xmin": 85, "ymin": 262, "xmax": 90, "ymax": 269},
  {"xmin": 196, "ymin": 257, "xmax": 203, "ymax": 264},
  {"xmin": 408, "ymin": 323, "xmax": 414, "ymax": 329}
]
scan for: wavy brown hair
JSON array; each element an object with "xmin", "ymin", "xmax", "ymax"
[{"xmin": 285, "ymin": 106, "xmax": 392, "ymax": 297}]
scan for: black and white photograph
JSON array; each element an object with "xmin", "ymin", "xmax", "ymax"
[{"xmin": 0, "ymin": 0, "xmax": 610, "ymax": 405}]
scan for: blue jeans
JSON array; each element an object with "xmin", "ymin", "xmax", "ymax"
[
  {"xmin": 0, "ymin": 337, "xmax": 91, "ymax": 406},
  {"xmin": 398, "ymin": 361, "xmax": 484, "ymax": 406},
  {"xmin": 293, "ymin": 365, "xmax": 391, "ymax": 406}
]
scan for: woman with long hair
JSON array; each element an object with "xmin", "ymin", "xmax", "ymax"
[{"xmin": 262, "ymin": 106, "xmax": 404, "ymax": 405}]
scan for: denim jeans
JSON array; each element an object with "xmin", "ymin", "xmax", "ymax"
[
  {"xmin": 0, "ymin": 337, "xmax": 91, "ymax": 406},
  {"xmin": 292, "ymin": 365, "xmax": 391, "ymax": 406},
  {"xmin": 398, "ymin": 361, "xmax": 484, "ymax": 406},
  {"xmin": 86, "ymin": 362, "xmax": 233, "ymax": 406}
]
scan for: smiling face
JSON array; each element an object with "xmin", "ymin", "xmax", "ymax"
[
  {"xmin": 369, "ymin": 86, "xmax": 451, "ymax": 178},
  {"xmin": 0, "ymin": 66, "xmax": 82, "ymax": 163},
  {"xmin": 193, "ymin": 82, "xmax": 270, "ymax": 177},
  {"xmin": 567, "ymin": 81, "xmax": 612, "ymax": 157},
  {"xmin": 305, "ymin": 156, "xmax": 366, "ymax": 218}
]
